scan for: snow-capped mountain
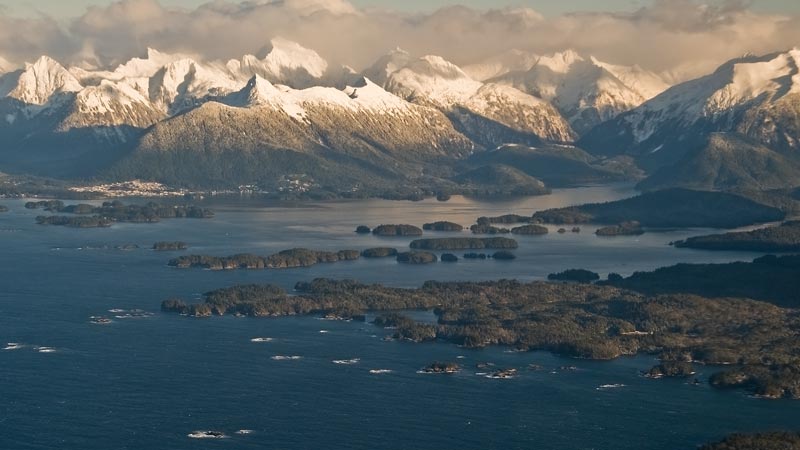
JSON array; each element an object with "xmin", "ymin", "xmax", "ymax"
[
  {"xmin": 379, "ymin": 53, "xmax": 576, "ymax": 145},
  {"xmin": 1, "ymin": 56, "xmax": 83, "ymax": 107},
  {"xmin": 112, "ymin": 75, "xmax": 475, "ymax": 189},
  {"xmin": 227, "ymin": 38, "xmax": 329, "ymax": 88},
  {"xmin": 1, "ymin": 42, "xmax": 796, "ymax": 193},
  {"xmin": 581, "ymin": 49, "xmax": 800, "ymax": 190},
  {"xmin": 491, "ymin": 50, "xmax": 670, "ymax": 135},
  {"xmin": 462, "ymin": 49, "xmax": 540, "ymax": 82}
]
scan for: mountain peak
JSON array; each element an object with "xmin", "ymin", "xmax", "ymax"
[
  {"xmin": 6, "ymin": 55, "xmax": 82, "ymax": 105},
  {"xmin": 534, "ymin": 50, "xmax": 585, "ymax": 73},
  {"xmin": 409, "ymin": 55, "xmax": 471, "ymax": 80},
  {"xmin": 263, "ymin": 38, "xmax": 328, "ymax": 79},
  {"xmin": 363, "ymin": 48, "xmax": 414, "ymax": 86}
]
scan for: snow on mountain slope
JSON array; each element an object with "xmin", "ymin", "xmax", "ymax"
[
  {"xmin": 223, "ymin": 75, "xmax": 415, "ymax": 119},
  {"xmin": 148, "ymin": 57, "xmax": 240, "ymax": 114},
  {"xmin": 385, "ymin": 55, "xmax": 483, "ymax": 107},
  {"xmin": 2, "ymin": 56, "xmax": 82, "ymax": 106},
  {"xmin": 63, "ymin": 79, "xmax": 164, "ymax": 131},
  {"xmin": 493, "ymin": 50, "xmax": 671, "ymax": 135},
  {"xmin": 381, "ymin": 54, "xmax": 576, "ymax": 144},
  {"xmin": 362, "ymin": 48, "xmax": 413, "ymax": 87},
  {"xmin": 591, "ymin": 57, "xmax": 670, "ymax": 101},
  {"xmin": 112, "ymin": 74, "xmax": 475, "ymax": 188},
  {"xmin": 579, "ymin": 48, "xmax": 800, "ymax": 185},
  {"xmin": 462, "ymin": 49, "xmax": 540, "ymax": 82},
  {"xmin": 226, "ymin": 38, "xmax": 328, "ymax": 88}
]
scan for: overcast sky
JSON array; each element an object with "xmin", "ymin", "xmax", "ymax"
[{"xmin": 1, "ymin": 0, "xmax": 798, "ymax": 81}]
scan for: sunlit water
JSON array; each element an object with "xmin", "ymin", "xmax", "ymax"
[{"xmin": 1, "ymin": 185, "xmax": 797, "ymax": 450}]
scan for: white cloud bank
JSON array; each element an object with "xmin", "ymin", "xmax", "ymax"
[{"xmin": 0, "ymin": 0, "xmax": 797, "ymax": 81}]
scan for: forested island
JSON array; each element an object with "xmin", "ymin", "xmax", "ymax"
[
  {"xmin": 372, "ymin": 224, "xmax": 423, "ymax": 236},
  {"xmin": 423, "ymin": 221, "xmax": 464, "ymax": 232},
  {"xmin": 548, "ymin": 269, "xmax": 601, "ymax": 283},
  {"xmin": 36, "ymin": 215, "xmax": 112, "ymax": 228},
  {"xmin": 397, "ymin": 251, "xmax": 438, "ymax": 264},
  {"xmin": 595, "ymin": 221, "xmax": 645, "ymax": 236},
  {"xmin": 161, "ymin": 277, "xmax": 800, "ymax": 399},
  {"xmin": 169, "ymin": 248, "xmax": 360, "ymax": 270},
  {"xmin": 30, "ymin": 200, "xmax": 214, "ymax": 228},
  {"xmin": 674, "ymin": 221, "xmax": 800, "ymax": 252},
  {"xmin": 361, "ymin": 247, "xmax": 398, "ymax": 258},
  {"xmin": 510, "ymin": 224, "xmax": 548, "ymax": 235},
  {"xmin": 470, "ymin": 224, "xmax": 511, "ymax": 234},
  {"xmin": 409, "ymin": 237, "xmax": 518, "ymax": 250},
  {"xmin": 699, "ymin": 432, "xmax": 800, "ymax": 450},
  {"xmin": 153, "ymin": 241, "xmax": 189, "ymax": 251},
  {"xmin": 532, "ymin": 189, "xmax": 784, "ymax": 228},
  {"xmin": 604, "ymin": 254, "xmax": 800, "ymax": 308}
]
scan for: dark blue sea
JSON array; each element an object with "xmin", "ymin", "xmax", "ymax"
[{"xmin": 1, "ymin": 185, "xmax": 798, "ymax": 449}]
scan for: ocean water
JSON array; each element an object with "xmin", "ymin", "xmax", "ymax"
[{"xmin": 1, "ymin": 185, "xmax": 798, "ymax": 450}]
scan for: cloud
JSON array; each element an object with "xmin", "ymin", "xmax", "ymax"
[{"xmin": 0, "ymin": 0, "xmax": 797, "ymax": 81}]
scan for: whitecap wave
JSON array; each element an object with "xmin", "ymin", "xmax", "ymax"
[
  {"xmin": 188, "ymin": 431, "xmax": 227, "ymax": 439},
  {"xmin": 332, "ymin": 358, "xmax": 360, "ymax": 365},
  {"xmin": 596, "ymin": 384, "xmax": 626, "ymax": 390}
]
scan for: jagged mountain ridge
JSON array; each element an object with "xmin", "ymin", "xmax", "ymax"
[
  {"xmin": 378, "ymin": 52, "xmax": 577, "ymax": 146},
  {"xmin": 0, "ymin": 40, "xmax": 584, "ymax": 184},
  {"xmin": 581, "ymin": 49, "xmax": 800, "ymax": 191},
  {"xmin": 488, "ymin": 50, "xmax": 671, "ymax": 135},
  {"xmin": 1, "ymin": 42, "xmax": 797, "ymax": 195},
  {"xmin": 107, "ymin": 75, "xmax": 476, "ymax": 190}
]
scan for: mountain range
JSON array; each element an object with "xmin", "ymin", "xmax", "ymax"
[{"xmin": 0, "ymin": 40, "xmax": 798, "ymax": 196}]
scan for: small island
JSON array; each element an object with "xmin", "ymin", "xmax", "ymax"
[
  {"xmin": 423, "ymin": 221, "xmax": 464, "ymax": 232},
  {"xmin": 595, "ymin": 221, "xmax": 644, "ymax": 236},
  {"xmin": 645, "ymin": 361, "xmax": 696, "ymax": 379},
  {"xmin": 30, "ymin": 200, "xmax": 214, "ymax": 228},
  {"xmin": 361, "ymin": 247, "xmax": 398, "ymax": 258},
  {"xmin": 396, "ymin": 251, "xmax": 438, "ymax": 264},
  {"xmin": 673, "ymin": 221, "xmax": 800, "ymax": 252},
  {"xmin": 470, "ymin": 224, "xmax": 511, "ymax": 234},
  {"xmin": 511, "ymin": 224, "xmax": 548, "ymax": 235},
  {"xmin": 441, "ymin": 253, "xmax": 459, "ymax": 262},
  {"xmin": 492, "ymin": 251, "xmax": 516, "ymax": 260},
  {"xmin": 355, "ymin": 225, "xmax": 371, "ymax": 234},
  {"xmin": 36, "ymin": 215, "xmax": 112, "ymax": 228},
  {"xmin": 420, "ymin": 362, "xmax": 461, "ymax": 374},
  {"xmin": 169, "ymin": 248, "xmax": 360, "ymax": 270},
  {"xmin": 476, "ymin": 214, "xmax": 532, "ymax": 225},
  {"xmin": 372, "ymin": 224, "xmax": 423, "ymax": 236},
  {"xmin": 463, "ymin": 253, "xmax": 488, "ymax": 259},
  {"xmin": 409, "ymin": 237, "xmax": 518, "ymax": 250},
  {"xmin": 548, "ymin": 269, "xmax": 600, "ymax": 283},
  {"xmin": 153, "ymin": 241, "xmax": 189, "ymax": 251}
]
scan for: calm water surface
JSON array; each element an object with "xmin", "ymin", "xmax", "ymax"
[{"xmin": 1, "ymin": 185, "xmax": 797, "ymax": 450}]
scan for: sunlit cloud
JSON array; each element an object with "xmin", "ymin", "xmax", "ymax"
[{"xmin": 0, "ymin": 0, "xmax": 797, "ymax": 81}]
